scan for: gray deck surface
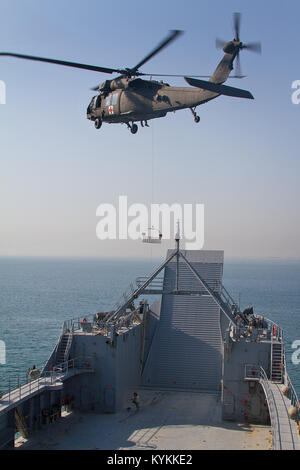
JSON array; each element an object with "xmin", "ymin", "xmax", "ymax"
[{"xmin": 16, "ymin": 390, "xmax": 272, "ymax": 450}]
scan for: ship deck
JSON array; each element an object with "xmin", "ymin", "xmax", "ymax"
[{"xmin": 15, "ymin": 389, "xmax": 272, "ymax": 450}]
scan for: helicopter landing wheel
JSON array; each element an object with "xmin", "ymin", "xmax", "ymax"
[
  {"xmin": 130, "ymin": 123, "xmax": 138, "ymax": 134},
  {"xmin": 190, "ymin": 107, "xmax": 200, "ymax": 123},
  {"xmin": 94, "ymin": 118, "xmax": 102, "ymax": 129}
]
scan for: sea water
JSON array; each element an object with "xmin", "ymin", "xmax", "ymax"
[{"xmin": 0, "ymin": 256, "xmax": 299, "ymax": 396}]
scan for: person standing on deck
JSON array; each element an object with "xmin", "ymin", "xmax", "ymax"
[{"xmin": 131, "ymin": 392, "xmax": 140, "ymax": 411}]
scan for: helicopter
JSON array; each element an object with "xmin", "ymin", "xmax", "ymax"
[{"xmin": 0, "ymin": 13, "xmax": 261, "ymax": 134}]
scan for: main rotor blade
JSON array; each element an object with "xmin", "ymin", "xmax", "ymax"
[
  {"xmin": 140, "ymin": 73, "xmax": 213, "ymax": 78},
  {"xmin": 233, "ymin": 12, "xmax": 241, "ymax": 41},
  {"xmin": 0, "ymin": 52, "xmax": 123, "ymax": 74},
  {"xmin": 139, "ymin": 73, "xmax": 245, "ymax": 78},
  {"xmin": 243, "ymin": 42, "xmax": 262, "ymax": 54},
  {"xmin": 131, "ymin": 30, "xmax": 183, "ymax": 73},
  {"xmin": 216, "ymin": 38, "xmax": 226, "ymax": 49}
]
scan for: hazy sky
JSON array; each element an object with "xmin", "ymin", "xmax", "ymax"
[{"xmin": 0, "ymin": 0, "xmax": 299, "ymax": 259}]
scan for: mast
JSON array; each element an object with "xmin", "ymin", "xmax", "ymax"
[{"xmin": 175, "ymin": 220, "xmax": 180, "ymax": 292}]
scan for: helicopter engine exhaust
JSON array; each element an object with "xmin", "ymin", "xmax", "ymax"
[
  {"xmin": 109, "ymin": 78, "xmax": 129, "ymax": 90},
  {"xmin": 98, "ymin": 77, "xmax": 130, "ymax": 92}
]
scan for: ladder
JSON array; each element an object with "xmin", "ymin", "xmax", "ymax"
[
  {"xmin": 56, "ymin": 333, "xmax": 71, "ymax": 364},
  {"xmin": 15, "ymin": 407, "xmax": 29, "ymax": 439},
  {"xmin": 271, "ymin": 341, "xmax": 283, "ymax": 383}
]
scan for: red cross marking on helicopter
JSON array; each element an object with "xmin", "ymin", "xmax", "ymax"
[{"xmin": 108, "ymin": 105, "xmax": 114, "ymax": 115}]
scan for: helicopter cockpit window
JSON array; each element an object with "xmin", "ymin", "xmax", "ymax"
[
  {"xmin": 105, "ymin": 95, "xmax": 111, "ymax": 107},
  {"xmin": 112, "ymin": 93, "xmax": 119, "ymax": 105},
  {"xmin": 87, "ymin": 96, "xmax": 96, "ymax": 113},
  {"xmin": 100, "ymin": 80, "xmax": 110, "ymax": 92},
  {"xmin": 95, "ymin": 95, "xmax": 102, "ymax": 108}
]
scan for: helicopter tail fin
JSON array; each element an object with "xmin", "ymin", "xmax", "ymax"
[
  {"xmin": 209, "ymin": 53, "xmax": 236, "ymax": 85},
  {"xmin": 184, "ymin": 76, "xmax": 254, "ymax": 100}
]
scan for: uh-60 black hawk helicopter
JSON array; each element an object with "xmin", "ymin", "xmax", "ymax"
[{"xmin": 0, "ymin": 13, "xmax": 261, "ymax": 134}]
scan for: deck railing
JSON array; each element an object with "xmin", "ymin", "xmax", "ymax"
[
  {"xmin": 0, "ymin": 356, "xmax": 93, "ymax": 407},
  {"xmin": 286, "ymin": 374, "xmax": 300, "ymax": 421},
  {"xmin": 244, "ymin": 364, "xmax": 280, "ymax": 449},
  {"xmin": 259, "ymin": 366, "xmax": 281, "ymax": 450}
]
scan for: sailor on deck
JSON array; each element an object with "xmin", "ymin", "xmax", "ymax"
[{"xmin": 131, "ymin": 392, "xmax": 140, "ymax": 411}]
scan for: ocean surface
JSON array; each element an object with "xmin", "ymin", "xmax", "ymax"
[{"xmin": 0, "ymin": 256, "xmax": 299, "ymax": 396}]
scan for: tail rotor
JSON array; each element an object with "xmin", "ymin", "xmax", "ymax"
[{"xmin": 216, "ymin": 12, "xmax": 261, "ymax": 78}]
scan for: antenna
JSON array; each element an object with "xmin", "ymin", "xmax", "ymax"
[
  {"xmin": 175, "ymin": 220, "xmax": 181, "ymax": 291},
  {"xmin": 175, "ymin": 220, "xmax": 180, "ymax": 244}
]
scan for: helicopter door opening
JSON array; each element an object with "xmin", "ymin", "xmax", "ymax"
[{"xmin": 142, "ymin": 227, "xmax": 162, "ymax": 244}]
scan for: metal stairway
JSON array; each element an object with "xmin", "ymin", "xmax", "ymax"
[
  {"xmin": 56, "ymin": 332, "xmax": 72, "ymax": 364},
  {"xmin": 110, "ymin": 282, "xmax": 138, "ymax": 317},
  {"xmin": 214, "ymin": 282, "xmax": 246, "ymax": 324},
  {"xmin": 271, "ymin": 341, "xmax": 283, "ymax": 383}
]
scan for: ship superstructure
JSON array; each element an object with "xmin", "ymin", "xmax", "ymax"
[{"xmin": 0, "ymin": 240, "xmax": 299, "ymax": 450}]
